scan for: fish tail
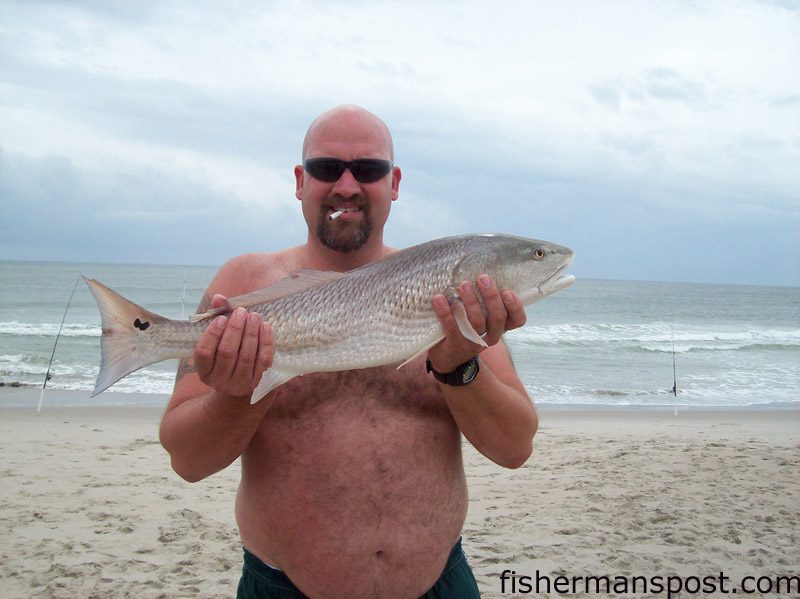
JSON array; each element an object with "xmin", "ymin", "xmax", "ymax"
[{"xmin": 83, "ymin": 276, "xmax": 185, "ymax": 396}]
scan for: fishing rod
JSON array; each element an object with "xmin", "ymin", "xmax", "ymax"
[
  {"xmin": 671, "ymin": 325, "xmax": 678, "ymax": 417},
  {"xmin": 37, "ymin": 276, "xmax": 81, "ymax": 414},
  {"xmin": 181, "ymin": 265, "xmax": 188, "ymax": 319}
]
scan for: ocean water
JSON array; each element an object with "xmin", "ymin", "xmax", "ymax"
[{"xmin": 1, "ymin": 260, "xmax": 798, "ymax": 409}]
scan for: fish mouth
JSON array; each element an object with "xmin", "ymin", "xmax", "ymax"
[
  {"xmin": 535, "ymin": 255, "xmax": 576, "ymax": 298},
  {"xmin": 539, "ymin": 270, "xmax": 575, "ymax": 296}
]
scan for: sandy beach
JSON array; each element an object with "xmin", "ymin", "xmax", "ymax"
[{"xmin": 1, "ymin": 388, "xmax": 798, "ymax": 598}]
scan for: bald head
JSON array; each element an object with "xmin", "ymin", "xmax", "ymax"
[{"xmin": 302, "ymin": 105, "xmax": 394, "ymax": 161}]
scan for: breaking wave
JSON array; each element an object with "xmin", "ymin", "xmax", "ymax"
[
  {"xmin": 507, "ymin": 323, "xmax": 800, "ymax": 354},
  {"xmin": 0, "ymin": 320, "xmax": 99, "ymax": 338}
]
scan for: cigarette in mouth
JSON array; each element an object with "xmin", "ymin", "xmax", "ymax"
[{"xmin": 329, "ymin": 210, "xmax": 344, "ymax": 221}]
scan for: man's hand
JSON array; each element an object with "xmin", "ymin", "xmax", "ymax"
[
  {"xmin": 428, "ymin": 275, "xmax": 527, "ymax": 373},
  {"xmin": 193, "ymin": 294, "xmax": 274, "ymax": 399}
]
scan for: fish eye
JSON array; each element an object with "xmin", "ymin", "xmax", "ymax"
[{"xmin": 533, "ymin": 248, "xmax": 545, "ymax": 261}]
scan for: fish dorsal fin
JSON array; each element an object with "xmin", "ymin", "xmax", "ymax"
[
  {"xmin": 190, "ymin": 269, "xmax": 343, "ymax": 322},
  {"xmin": 230, "ymin": 269, "xmax": 344, "ymax": 306}
]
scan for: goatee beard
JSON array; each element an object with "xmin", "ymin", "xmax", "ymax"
[{"xmin": 317, "ymin": 210, "xmax": 372, "ymax": 253}]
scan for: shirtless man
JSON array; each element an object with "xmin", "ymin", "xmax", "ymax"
[{"xmin": 159, "ymin": 105, "xmax": 538, "ymax": 599}]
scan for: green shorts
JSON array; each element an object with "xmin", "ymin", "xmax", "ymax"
[{"xmin": 237, "ymin": 537, "xmax": 480, "ymax": 598}]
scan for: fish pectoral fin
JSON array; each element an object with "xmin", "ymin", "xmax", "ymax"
[
  {"xmin": 396, "ymin": 299, "xmax": 488, "ymax": 371},
  {"xmin": 452, "ymin": 299, "xmax": 488, "ymax": 347},
  {"xmin": 396, "ymin": 335, "xmax": 446, "ymax": 369},
  {"xmin": 250, "ymin": 368, "xmax": 295, "ymax": 404}
]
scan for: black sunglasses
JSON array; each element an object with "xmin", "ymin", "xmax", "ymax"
[{"xmin": 303, "ymin": 157, "xmax": 393, "ymax": 183}]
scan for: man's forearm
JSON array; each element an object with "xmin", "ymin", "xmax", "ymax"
[
  {"xmin": 159, "ymin": 390, "xmax": 271, "ymax": 482},
  {"xmin": 440, "ymin": 362, "xmax": 537, "ymax": 469}
]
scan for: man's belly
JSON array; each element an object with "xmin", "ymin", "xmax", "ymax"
[{"xmin": 234, "ymin": 372, "xmax": 468, "ymax": 599}]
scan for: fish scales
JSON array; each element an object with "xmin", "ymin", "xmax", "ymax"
[
  {"xmin": 261, "ymin": 236, "xmax": 471, "ymax": 371},
  {"xmin": 84, "ymin": 234, "xmax": 575, "ymax": 403}
]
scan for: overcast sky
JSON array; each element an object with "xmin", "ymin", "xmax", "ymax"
[{"xmin": 1, "ymin": 0, "xmax": 798, "ymax": 286}]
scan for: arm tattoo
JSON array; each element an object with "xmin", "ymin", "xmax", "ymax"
[
  {"xmin": 174, "ymin": 357, "xmax": 197, "ymax": 383},
  {"xmin": 174, "ymin": 291, "xmax": 212, "ymax": 384}
]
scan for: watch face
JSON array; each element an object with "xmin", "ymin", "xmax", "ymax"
[{"xmin": 462, "ymin": 361, "xmax": 479, "ymax": 383}]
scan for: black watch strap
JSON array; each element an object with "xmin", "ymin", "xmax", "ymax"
[{"xmin": 426, "ymin": 356, "xmax": 480, "ymax": 386}]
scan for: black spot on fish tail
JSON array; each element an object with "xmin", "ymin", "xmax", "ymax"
[{"xmin": 133, "ymin": 318, "xmax": 151, "ymax": 331}]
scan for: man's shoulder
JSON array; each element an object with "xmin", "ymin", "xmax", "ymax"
[
  {"xmin": 219, "ymin": 250, "xmax": 284, "ymax": 273},
  {"xmin": 212, "ymin": 246, "xmax": 305, "ymax": 296}
]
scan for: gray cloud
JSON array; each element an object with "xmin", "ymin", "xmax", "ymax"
[
  {"xmin": 0, "ymin": 54, "xmax": 308, "ymax": 165},
  {"xmin": 770, "ymin": 94, "xmax": 800, "ymax": 107},
  {"xmin": 589, "ymin": 68, "xmax": 707, "ymax": 112},
  {"xmin": 641, "ymin": 68, "xmax": 707, "ymax": 103},
  {"xmin": 0, "ymin": 149, "xmax": 304, "ymax": 265}
]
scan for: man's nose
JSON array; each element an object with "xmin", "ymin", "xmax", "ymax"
[{"xmin": 330, "ymin": 167, "xmax": 361, "ymax": 196}]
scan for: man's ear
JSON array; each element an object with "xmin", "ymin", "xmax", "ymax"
[
  {"xmin": 391, "ymin": 165, "xmax": 402, "ymax": 201},
  {"xmin": 294, "ymin": 164, "xmax": 304, "ymax": 200}
]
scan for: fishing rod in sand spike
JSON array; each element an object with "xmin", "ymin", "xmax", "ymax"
[
  {"xmin": 37, "ymin": 277, "xmax": 81, "ymax": 414},
  {"xmin": 671, "ymin": 325, "xmax": 678, "ymax": 417}
]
